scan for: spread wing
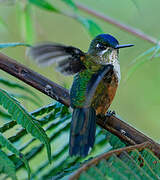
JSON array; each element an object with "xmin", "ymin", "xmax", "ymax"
[{"xmin": 27, "ymin": 43, "xmax": 86, "ymax": 75}]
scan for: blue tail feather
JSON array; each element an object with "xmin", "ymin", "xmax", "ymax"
[{"xmin": 69, "ymin": 107, "xmax": 96, "ymax": 157}]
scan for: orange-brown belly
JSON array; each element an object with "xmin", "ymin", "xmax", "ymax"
[{"xmin": 91, "ymin": 73, "xmax": 118, "ymax": 115}]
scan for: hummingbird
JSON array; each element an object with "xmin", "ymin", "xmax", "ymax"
[{"xmin": 28, "ymin": 34, "xmax": 134, "ymax": 157}]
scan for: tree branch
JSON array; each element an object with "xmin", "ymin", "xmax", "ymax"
[
  {"xmin": 76, "ymin": 2, "xmax": 158, "ymax": 44},
  {"xmin": 0, "ymin": 52, "xmax": 160, "ymax": 157},
  {"xmin": 0, "ymin": 53, "xmax": 70, "ymax": 106}
]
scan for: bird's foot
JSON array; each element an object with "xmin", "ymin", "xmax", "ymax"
[
  {"xmin": 97, "ymin": 110, "xmax": 116, "ymax": 126},
  {"xmin": 106, "ymin": 110, "xmax": 116, "ymax": 117},
  {"xmin": 102, "ymin": 110, "xmax": 116, "ymax": 126}
]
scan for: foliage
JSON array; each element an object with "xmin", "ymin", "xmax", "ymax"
[
  {"xmin": 72, "ymin": 143, "xmax": 160, "ymax": 180},
  {"xmin": 28, "ymin": 0, "xmax": 59, "ymax": 13},
  {"xmin": 0, "ymin": 149, "xmax": 17, "ymax": 180},
  {"xmin": 0, "ymin": 98, "xmax": 159, "ymax": 179},
  {"xmin": 0, "ymin": 132, "xmax": 30, "ymax": 179},
  {"xmin": 0, "ymin": 88, "xmax": 51, "ymax": 163},
  {"xmin": 13, "ymin": 0, "xmax": 103, "ymax": 44},
  {"xmin": 0, "ymin": 77, "xmax": 41, "ymax": 106}
]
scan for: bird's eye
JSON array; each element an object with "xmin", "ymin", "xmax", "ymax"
[{"xmin": 96, "ymin": 43, "xmax": 106, "ymax": 50}]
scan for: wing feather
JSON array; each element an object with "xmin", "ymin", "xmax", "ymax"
[{"xmin": 28, "ymin": 43, "xmax": 86, "ymax": 75}]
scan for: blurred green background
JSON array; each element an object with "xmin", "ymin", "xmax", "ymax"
[{"xmin": 0, "ymin": 0, "xmax": 160, "ymax": 143}]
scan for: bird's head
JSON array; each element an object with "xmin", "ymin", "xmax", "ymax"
[{"xmin": 88, "ymin": 34, "xmax": 134, "ymax": 65}]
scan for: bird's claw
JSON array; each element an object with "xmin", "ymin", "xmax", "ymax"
[
  {"xmin": 106, "ymin": 110, "xmax": 116, "ymax": 117},
  {"xmin": 97, "ymin": 110, "xmax": 116, "ymax": 126},
  {"xmin": 102, "ymin": 110, "xmax": 116, "ymax": 126}
]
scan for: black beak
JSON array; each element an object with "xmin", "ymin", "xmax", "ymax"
[{"xmin": 115, "ymin": 44, "xmax": 134, "ymax": 49}]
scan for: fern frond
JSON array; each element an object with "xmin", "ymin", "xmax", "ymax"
[
  {"xmin": 70, "ymin": 143, "xmax": 160, "ymax": 180},
  {"xmin": 0, "ymin": 149, "xmax": 17, "ymax": 180},
  {"xmin": 0, "ymin": 121, "xmax": 16, "ymax": 133},
  {"xmin": 32, "ymin": 102, "xmax": 68, "ymax": 117},
  {"xmin": 0, "ymin": 77, "xmax": 40, "ymax": 101},
  {"xmin": 0, "ymin": 133, "xmax": 30, "ymax": 179},
  {"xmin": 11, "ymin": 93, "xmax": 41, "ymax": 106},
  {"xmin": 0, "ymin": 109, "xmax": 11, "ymax": 120},
  {"xmin": 0, "ymin": 88, "xmax": 51, "ymax": 162},
  {"xmin": 31, "ymin": 102, "xmax": 58, "ymax": 117}
]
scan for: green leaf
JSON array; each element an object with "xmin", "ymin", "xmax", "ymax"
[
  {"xmin": 31, "ymin": 102, "xmax": 57, "ymax": 117},
  {"xmin": 105, "ymin": 131, "xmax": 126, "ymax": 149},
  {"xmin": 141, "ymin": 149, "xmax": 160, "ymax": 176},
  {"xmin": 76, "ymin": 16, "xmax": 103, "ymax": 38},
  {"xmin": 31, "ymin": 102, "xmax": 69, "ymax": 120},
  {"xmin": 0, "ymin": 121, "xmax": 16, "ymax": 133},
  {"xmin": 0, "ymin": 78, "xmax": 41, "ymax": 103},
  {"xmin": 0, "ymin": 42, "xmax": 30, "ymax": 49},
  {"xmin": 1, "ymin": 99, "xmax": 158, "ymax": 180},
  {"xmin": 18, "ymin": 2, "xmax": 35, "ymax": 44},
  {"xmin": 71, "ymin": 144, "xmax": 160, "ymax": 180},
  {"xmin": 0, "ymin": 149, "xmax": 17, "ymax": 180},
  {"xmin": 11, "ymin": 93, "xmax": 41, "ymax": 106},
  {"xmin": 0, "ymin": 133, "xmax": 30, "ymax": 179},
  {"xmin": 0, "ymin": 88, "xmax": 51, "ymax": 163},
  {"xmin": 61, "ymin": 0, "xmax": 77, "ymax": 11},
  {"xmin": 0, "ymin": 109, "xmax": 11, "ymax": 120},
  {"xmin": 28, "ymin": 0, "xmax": 59, "ymax": 12},
  {"xmin": 41, "ymin": 129, "xmax": 107, "ymax": 179},
  {"xmin": 25, "ymin": 3, "xmax": 34, "ymax": 43}
]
